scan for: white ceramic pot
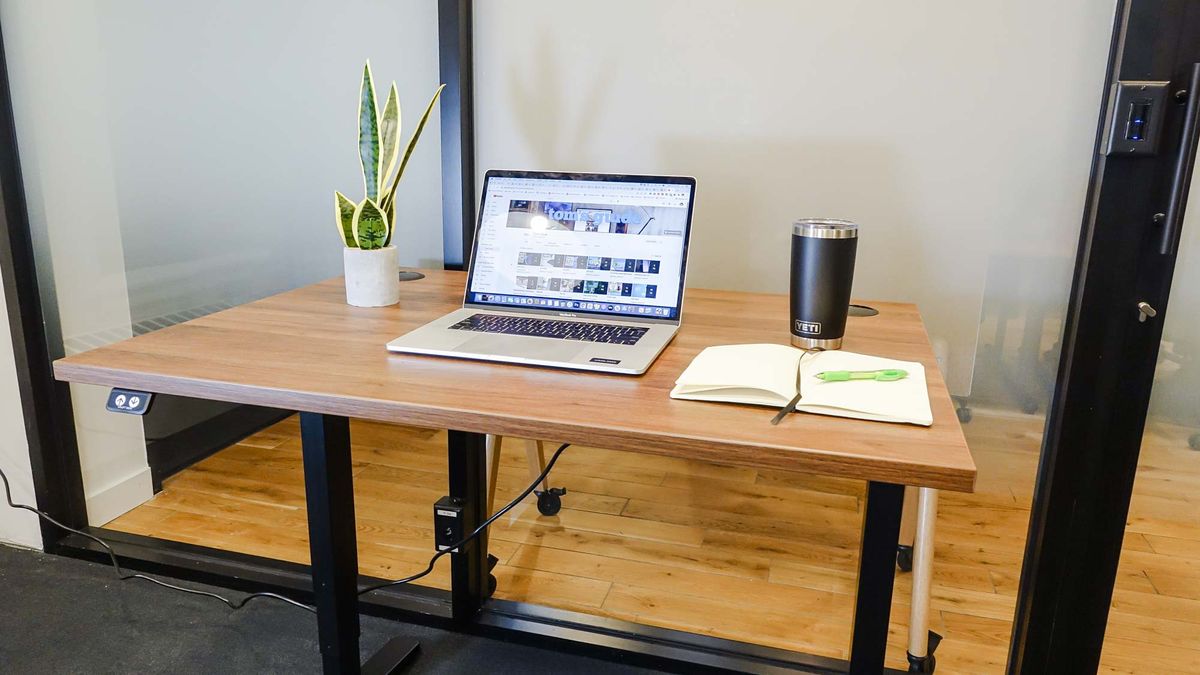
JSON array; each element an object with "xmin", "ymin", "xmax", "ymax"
[{"xmin": 343, "ymin": 246, "xmax": 400, "ymax": 307}]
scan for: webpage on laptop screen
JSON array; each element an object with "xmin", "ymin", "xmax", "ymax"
[{"xmin": 468, "ymin": 176, "xmax": 692, "ymax": 320}]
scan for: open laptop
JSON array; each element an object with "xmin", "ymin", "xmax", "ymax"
[{"xmin": 387, "ymin": 170, "xmax": 696, "ymax": 374}]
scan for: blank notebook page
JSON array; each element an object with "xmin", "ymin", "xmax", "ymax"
[
  {"xmin": 672, "ymin": 344, "xmax": 802, "ymax": 405},
  {"xmin": 796, "ymin": 350, "xmax": 933, "ymax": 426}
]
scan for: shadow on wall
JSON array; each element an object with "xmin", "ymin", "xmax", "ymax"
[
  {"xmin": 658, "ymin": 139, "xmax": 919, "ymax": 293},
  {"xmin": 491, "ymin": 39, "xmax": 988, "ymax": 394},
  {"xmin": 504, "ymin": 39, "xmax": 617, "ymax": 170},
  {"xmin": 659, "ymin": 138, "xmax": 984, "ymax": 393}
]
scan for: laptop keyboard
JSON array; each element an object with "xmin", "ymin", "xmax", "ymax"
[{"xmin": 449, "ymin": 314, "xmax": 649, "ymax": 345}]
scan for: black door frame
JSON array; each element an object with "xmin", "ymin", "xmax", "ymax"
[
  {"xmin": 3, "ymin": 1, "xmax": 1198, "ymax": 673},
  {"xmin": 437, "ymin": 0, "xmax": 476, "ymax": 270},
  {"xmin": 0, "ymin": 18, "xmax": 89, "ymax": 546},
  {"xmin": 1009, "ymin": 0, "xmax": 1200, "ymax": 671}
]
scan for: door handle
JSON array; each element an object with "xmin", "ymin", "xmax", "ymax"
[
  {"xmin": 1137, "ymin": 301, "xmax": 1157, "ymax": 322},
  {"xmin": 1160, "ymin": 63, "xmax": 1200, "ymax": 255}
]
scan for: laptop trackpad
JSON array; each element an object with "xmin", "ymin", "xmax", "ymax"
[{"xmin": 457, "ymin": 335, "xmax": 585, "ymax": 362}]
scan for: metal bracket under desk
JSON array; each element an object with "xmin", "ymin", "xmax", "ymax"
[
  {"xmin": 66, "ymin": 404, "xmax": 916, "ymax": 674},
  {"xmin": 299, "ymin": 412, "xmax": 420, "ymax": 674},
  {"xmin": 293, "ymin": 419, "xmax": 913, "ymax": 673},
  {"xmin": 446, "ymin": 429, "xmax": 490, "ymax": 621},
  {"xmin": 445, "ymin": 429, "xmax": 910, "ymax": 674}
]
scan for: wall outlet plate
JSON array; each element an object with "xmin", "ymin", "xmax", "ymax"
[{"xmin": 1103, "ymin": 80, "xmax": 1170, "ymax": 155}]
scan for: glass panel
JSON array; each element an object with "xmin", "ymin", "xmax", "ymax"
[
  {"xmin": 1098, "ymin": 168, "xmax": 1200, "ymax": 671},
  {"xmin": 2, "ymin": 0, "xmax": 443, "ymax": 524},
  {"xmin": 470, "ymin": 1, "xmax": 1117, "ymax": 669}
]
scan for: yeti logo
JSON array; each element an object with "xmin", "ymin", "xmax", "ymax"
[{"xmin": 795, "ymin": 320, "xmax": 822, "ymax": 335}]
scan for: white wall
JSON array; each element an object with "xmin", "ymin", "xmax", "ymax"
[
  {"xmin": 473, "ymin": 0, "xmax": 1117, "ymax": 395},
  {"xmin": 92, "ymin": 0, "xmax": 446, "ymax": 323},
  {"xmin": 4, "ymin": 0, "xmax": 444, "ymax": 331},
  {"xmin": 0, "ymin": 282, "xmax": 41, "ymax": 548}
]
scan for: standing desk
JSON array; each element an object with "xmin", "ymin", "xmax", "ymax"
[{"xmin": 53, "ymin": 270, "xmax": 975, "ymax": 674}]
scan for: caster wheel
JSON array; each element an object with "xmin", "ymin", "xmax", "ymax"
[
  {"xmin": 1189, "ymin": 433, "xmax": 1200, "ymax": 451},
  {"xmin": 897, "ymin": 545, "xmax": 914, "ymax": 573},
  {"xmin": 536, "ymin": 488, "xmax": 565, "ymax": 516},
  {"xmin": 906, "ymin": 653, "xmax": 936, "ymax": 673},
  {"xmin": 956, "ymin": 406, "xmax": 972, "ymax": 424},
  {"xmin": 907, "ymin": 631, "xmax": 942, "ymax": 673},
  {"xmin": 487, "ymin": 573, "xmax": 497, "ymax": 598}
]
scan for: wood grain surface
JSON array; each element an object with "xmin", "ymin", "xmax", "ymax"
[
  {"xmin": 107, "ymin": 412, "xmax": 1200, "ymax": 672},
  {"xmin": 54, "ymin": 271, "xmax": 975, "ymax": 491}
]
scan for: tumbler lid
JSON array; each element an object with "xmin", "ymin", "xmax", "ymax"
[{"xmin": 793, "ymin": 218, "xmax": 858, "ymax": 239}]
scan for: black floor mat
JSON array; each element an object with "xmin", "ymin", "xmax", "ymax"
[{"xmin": 0, "ymin": 544, "xmax": 661, "ymax": 674}]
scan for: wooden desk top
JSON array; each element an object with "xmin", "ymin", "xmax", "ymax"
[{"xmin": 53, "ymin": 270, "xmax": 975, "ymax": 492}]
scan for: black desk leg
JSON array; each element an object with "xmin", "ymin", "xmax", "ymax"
[
  {"xmin": 447, "ymin": 430, "xmax": 489, "ymax": 622},
  {"xmin": 301, "ymin": 413, "xmax": 362, "ymax": 673},
  {"xmin": 300, "ymin": 413, "xmax": 419, "ymax": 675},
  {"xmin": 848, "ymin": 481, "xmax": 905, "ymax": 674}
]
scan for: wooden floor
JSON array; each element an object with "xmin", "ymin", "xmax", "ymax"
[{"xmin": 106, "ymin": 409, "xmax": 1200, "ymax": 673}]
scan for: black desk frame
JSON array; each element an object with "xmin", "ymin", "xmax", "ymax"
[
  {"xmin": 290, "ymin": 411, "xmax": 908, "ymax": 674},
  {"xmin": 299, "ymin": 413, "xmax": 420, "ymax": 673}
]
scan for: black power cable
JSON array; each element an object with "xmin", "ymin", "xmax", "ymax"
[
  {"xmin": 0, "ymin": 441, "xmax": 573, "ymax": 610},
  {"xmin": 358, "ymin": 442, "xmax": 571, "ymax": 596},
  {"xmin": 0, "ymin": 464, "xmax": 315, "ymax": 612}
]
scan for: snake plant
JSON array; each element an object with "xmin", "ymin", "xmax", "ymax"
[{"xmin": 336, "ymin": 61, "xmax": 445, "ymax": 250}]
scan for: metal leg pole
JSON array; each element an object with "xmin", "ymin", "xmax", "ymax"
[
  {"xmin": 300, "ymin": 413, "xmax": 362, "ymax": 674},
  {"xmin": 849, "ymin": 481, "xmax": 905, "ymax": 675},
  {"xmin": 300, "ymin": 413, "xmax": 419, "ymax": 675},
  {"xmin": 906, "ymin": 487, "xmax": 941, "ymax": 673},
  {"xmin": 448, "ymin": 429, "xmax": 491, "ymax": 620}
]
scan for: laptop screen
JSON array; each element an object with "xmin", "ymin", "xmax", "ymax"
[{"xmin": 465, "ymin": 171, "xmax": 696, "ymax": 321}]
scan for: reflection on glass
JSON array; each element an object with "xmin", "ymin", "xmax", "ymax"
[
  {"xmin": 1099, "ymin": 170, "xmax": 1200, "ymax": 670},
  {"xmin": 5, "ymin": 1, "xmax": 441, "ymax": 525}
]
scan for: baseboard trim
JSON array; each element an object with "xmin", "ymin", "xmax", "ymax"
[{"xmin": 85, "ymin": 467, "xmax": 153, "ymax": 526}]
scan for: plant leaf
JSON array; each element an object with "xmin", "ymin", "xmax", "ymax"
[
  {"xmin": 334, "ymin": 191, "xmax": 357, "ymax": 247},
  {"xmin": 352, "ymin": 198, "xmax": 389, "ymax": 250},
  {"xmin": 382, "ymin": 84, "xmax": 445, "ymax": 212},
  {"xmin": 383, "ymin": 197, "xmax": 396, "ymax": 247},
  {"xmin": 358, "ymin": 62, "xmax": 381, "ymax": 202},
  {"xmin": 379, "ymin": 83, "xmax": 401, "ymax": 190}
]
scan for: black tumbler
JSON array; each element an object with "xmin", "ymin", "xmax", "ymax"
[{"xmin": 790, "ymin": 218, "xmax": 858, "ymax": 350}]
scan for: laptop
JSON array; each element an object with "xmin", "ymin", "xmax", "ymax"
[{"xmin": 387, "ymin": 170, "xmax": 697, "ymax": 374}]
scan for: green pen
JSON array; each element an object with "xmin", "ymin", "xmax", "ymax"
[{"xmin": 815, "ymin": 369, "xmax": 908, "ymax": 382}]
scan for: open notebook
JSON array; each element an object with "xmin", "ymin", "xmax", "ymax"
[{"xmin": 670, "ymin": 344, "xmax": 933, "ymax": 426}]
